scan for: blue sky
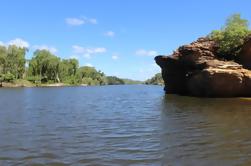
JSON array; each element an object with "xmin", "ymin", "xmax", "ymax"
[{"xmin": 0, "ymin": 0, "xmax": 250, "ymax": 80}]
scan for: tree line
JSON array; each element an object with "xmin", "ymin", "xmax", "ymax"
[{"xmin": 0, "ymin": 46, "xmax": 135, "ymax": 86}]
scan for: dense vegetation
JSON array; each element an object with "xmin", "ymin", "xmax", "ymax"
[
  {"xmin": 0, "ymin": 47, "xmax": 140, "ymax": 86},
  {"xmin": 106, "ymin": 76, "xmax": 125, "ymax": 85},
  {"xmin": 210, "ymin": 14, "xmax": 251, "ymax": 60},
  {"xmin": 0, "ymin": 45, "xmax": 27, "ymax": 83},
  {"xmin": 145, "ymin": 73, "xmax": 164, "ymax": 85},
  {"xmin": 122, "ymin": 79, "xmax": 143, "ymax": 85}
]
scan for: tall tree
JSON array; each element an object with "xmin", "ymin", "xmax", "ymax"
[
  {"xmin": 0, "ymin": 46, "xmax": 7, "ymax": 74},
  {"xmin": 29, "ymin": 50, "xmax": 60, "ymax": 82},
  {"xmin": 5, "ymin": 45, "xmax": 26, "ymax": 79}
]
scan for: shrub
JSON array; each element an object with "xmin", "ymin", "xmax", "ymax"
[
  {"xmin": 210, "ymin": 14, "xmax": 250, "ymax": 59},
  {"xmin": 63, "ymin": 76, "xmax": 79, "ymax": 85},
  {"xmin": 26, "ymin": 75, "xmax": 41, "ymax": 83},
  {"xmin": 3, "ymin": 73, "xmax": 15, "ymax": 82}
]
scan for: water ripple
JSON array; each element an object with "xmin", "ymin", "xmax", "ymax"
[{"xmin": 1, "ymin": 86, "xmax": 251, "ymax": 165}]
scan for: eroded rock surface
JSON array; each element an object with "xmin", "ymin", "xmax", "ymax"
[
  {"xmin": 155, "ymin": 36, "xmax": 251, "ymax": 97},
  {"xmin": 239, "ymin": 35, "xmax": 251, "ymax": 69}
]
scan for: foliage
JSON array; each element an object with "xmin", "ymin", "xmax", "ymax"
[
  {"xmin": 62, "ymin": 76, "xmax": 79, "ymax": 85},
  {"xmin": 122, "ymin": 78, "xmax": 143, "ymax": 84},
  {"xmin": 210, "ymin": 14, "xmax": 250, "ymax": 59},
  {"xmin": 0, "ymin": 45, "xmax": 142, "ymax": 86},
  {"xmin": 76, "ymin": 66, "xmax": 107, "ymax": 85},
  {"xmin": 59, "ymin": 59, "xmax": 79, "ymax": 82},
  {"xmin": 28, "ymin": 50, "xmax": 61, "ymax": 83},
  {"xmin": 2, "ymin": 73, "xmax": 15, "ymax": 82},
  {"xmin": 145, "ymin": 73, "xmax": 164, "ymax": 85},
  {"xmin": 106, "ymin": 76, "xmax": 125, "ymax": 85},
  {"xmin": 0, "ymin": 46, "xmax": 7, "ymax": 72},
  {"xmin": 26, "ymin": 75, "xmax": 41, "ymax": 83},
  {"xmin": 0, "ymin": 45, "xmax": 27, "ymax": 79}
]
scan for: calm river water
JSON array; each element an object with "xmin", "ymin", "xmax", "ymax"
[{"xmin": 0, "ymin": 85, "xmax": 251, "ymax": 166}]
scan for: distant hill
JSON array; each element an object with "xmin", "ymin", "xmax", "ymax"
[
  {"xmin": 106, "ymin": 76, "xmax": 143, "ymax": 85},
  {"xmin": 122, "ymin": 78, "xmax": 143, "ymax": 85},
  {"xmin": 145, "ymin": 73, "xmax": 164, "ymax": 85}
]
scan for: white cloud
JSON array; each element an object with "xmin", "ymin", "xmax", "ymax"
[
  {"xmin": 66, "ymin": 18, "xmax": 85, "ymax": 26},
  {"xmin": 33, "ymin": 45, "xmax": 58, "ymax": 54},
  {"xmin": 65, "ymin": 17, "xmax": 97, "ymax": 26},
  {"xmin": 112, "ymin": 55, "xmax": 118, "ymax": 60},
  {"xmin": 85, "ymin": 63, "xmax": 93, "ymax": 67},
  {"xmin": 0, "ymin": 41, "xmax": 4, "ymax": 46},
  {"xmin": 112, "ymin": 53, "xmax": 119, "ymax": 60},
  {"xmin": 104, "ymin": 31, "xmax": 115, "ymax": 37},
  {"xmin": 135, "ymin": 49, "xmax": 158, "ymax": 57},
  {"xmin": 72, "ymin": 45, "xmax": 107, "ymax": 58},
  {"xmin": 8, "ymin": 38, "xmax": 29, "ymax": 48}
]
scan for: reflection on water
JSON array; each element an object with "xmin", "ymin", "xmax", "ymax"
[
  {"xmin": 161, "ymin": 95, "xmax": 251, "ymax": 166},
  {"xmin": 0, "ymin": 86, "xmax": 251, "ymax": 165}
]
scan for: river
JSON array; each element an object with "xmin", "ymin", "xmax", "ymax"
[{"xmin": 0, "ymin": 85, "xmax": 251, "ymax": 165}]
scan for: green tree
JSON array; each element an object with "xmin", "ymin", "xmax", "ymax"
[
  {"xmin": 0, "ymin": 44, "xmax": 139, "ymax": 86},
  {"xmin": 47, "ymin": 55, "xmax": 61, "ymax": 82},
  {"xmin": 59, "ymin": 58, "xmax": 79, "ymax": 82},
  {"xmin": 3, "ymin": 72, "xmax": 15, "ymax": 82},
  {"xmin": 0, "ymin": 46, "xmax": 7, "ymax": 74},
  {"xmin": 4, "ymin": 45, "xmax": 27, "ymax": 79},
  {"xmin": 210, "ymin": 14, "xmax": 250, "ymax": 59},
  {"xmin": 28, "ymin": 50, "xmax": 61, "ymax": 83},
  {"xmin": 76, "ymin": 66, "xmax": 107, "ymax": 85}
]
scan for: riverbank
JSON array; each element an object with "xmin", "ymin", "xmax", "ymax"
[
  {"xmin": 0, "ymin": 80, "xmax": 149, "ymax": 88},
  {"xmin": 0, "ymin": 80, "xmax": 87, "ymax": 88},
  {"xmin": 1, "ymin": 80, "xmax": 34, "ymax": 88}
]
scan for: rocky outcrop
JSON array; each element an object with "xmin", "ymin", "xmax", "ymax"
[
  {"xmin": 239, "ymin": 35, "xmax": 251, "ymax": 69},
  {"xmin": 155, "ymin": 36, "xmax": 251, "ymax": 97}
]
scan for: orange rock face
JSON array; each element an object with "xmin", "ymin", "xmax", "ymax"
[
  {"xmin": 155, "ymin": 36, "xmax": 251, "ymax": 97},
  {"xmin": 239, "ymin": 35, "xmax": 251, "ymax": 69}
]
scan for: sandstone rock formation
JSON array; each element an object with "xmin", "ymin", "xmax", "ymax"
[
  {"xmin": 239, "ymin": 35, "xmax": 251, "ymax": 69},
  {"xmin": 155, "ymin": 36, "xmax": 251, "ymax": 97}
]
